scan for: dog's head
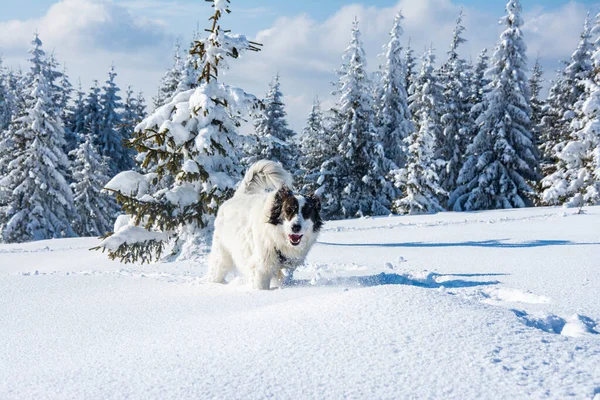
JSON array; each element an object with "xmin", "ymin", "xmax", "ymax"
[{"xmin": 268, "ymin": 186, "xmax": 323, "ymax": 247}]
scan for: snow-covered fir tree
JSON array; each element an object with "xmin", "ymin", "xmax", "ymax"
[
  {"xmin": 404, "ymin": 39, "xmax": 417, "ymax": 94},
  {"xmin": 247, "ymin": 73, "xmax": 296, "ymax": 171},
  {"xmin": 0, "ymin": 58, "xmax": 12, "ymax": 131},
  {"xmin": 96, "ymin": 1, "xmax": 262, "ymax": 263},
  {"xmin": 135, "ymin": 91, "xmax": 147, "ymax": 122},
  {"xmin": 298, "ymin": 97, "xmax": 328, "ymax": 192},
  {"xmin": 529, "ymin": 58, "xmax": 545, "ymax": 155},
  {"xmin": 177, "ymin": 30, "xmax": 202, "ymax": 93},
  {"xmin": 65, "ymin": 81, "xmax": 86, "ymax": 152},
  {"xmin": 393, "ymin": 47, "xmax": 446, "ymax": 214},
  {"xmin": 97, "ymin": 66, "xmax": 133, "ymax": 174},
  {"xmin": 469, "ymin": 48, "xmax": 490, "ymax": 125},
  {"xmin": 119, "ymin": 86, "xmax": 141, "ymax": 158},
  {"xmin": 540, "ymin": 16, "xmax": 594, "ymax": 174},
  {"xmin": 70, "ymin": 134, "xmax": 120, "ymax": 236},
  {"xmin": 375, "ymin": 11, "xmax": 414, "ymax": 169},
  {"xmin": 153, "ymin": 41, "xmax": 184, "ymax": 110},
  {"xmin": 0, "ymin": 34, "xmax": 75, "ymax": 242},
  {"xmin": 449, "ymin": 0, "xmax": 538, "ymax": 211},
  {"xmin": 541, "ymin": 14, "xmax": 600, "ymax": 207},
  {"xmin": 318, "ymin": 20, "xmax": 397, "ymax": 219},
  {"xmin": 438, "ymin": 11, "xmax": 473, "ymax": 199},
  {"xmin": 83, "ymin": 81, "xmax": 103, "ymax": 146}
]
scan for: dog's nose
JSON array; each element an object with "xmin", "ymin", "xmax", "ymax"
[{"xmin": 292, "ymin": 224, "xmax": 301, "ymax": 233}]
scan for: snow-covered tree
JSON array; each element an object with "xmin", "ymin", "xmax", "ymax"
[
  {"xmin": 135, "ymin": 91, "xmax": 147, "ymax": 122},
  {"xmin": 153, "ymin": 41, "xmax": 184, "ymax": 110},
  {"xmin": 97, "ymin": 66, "xmax": 133, "ymax": 174},
  {"xmin": 0, "ymin": 34, "xmax": 75, "ymax": 242},
  {"xmin": 83, "ymin": 81, "xmax": 103, "ymax": 145},
  {"xmin": 65, "ymin": 81, "xmax": 86, "ymax": 153},
  {"xmin": 438, "ymin": 11, "xmax": 473, "ymax": 198},
  {"xmin": 540, "ymin": 16, "xmax": 594, "ymax": 173},
  {"xmin": 375, "ymin": 11, "xmax": 414, "ymax": 169},
  {"xmin": 541, "ymin": 14, "xmax": 600, "ymax": 207},
  {"xmin": 470, "ymin": 48, "xmax": 490, "ymax": 125},
  {"xmin": 529, "ymin": 58, "xmax": 545, "ymax": 152},
  {"xmin": 247, "ymin": 73, "xmax": 296, "ymax": 171},
  {"xmin": 450, "ymin": 0, "xmax": 538, "ymax": 211},
  {"xmin": 0, "ymin": 58, "xmax": 12, "ymax": 131},
  {"xmin": 393, "ymin": 47, "xmax": 446, "ymax": 214},
  {"xmin": 70, "ymin": 135, "xmax": 120, "ymax": 236},
  {"xmin": 177, "ymin": 31, "xmax": 202, "ymax": 93},
  {"xmin": 95, "ymin": 1, "xmax": 262, "ymax": 263},
  {"xmin": 318, "ymin": 20, "xmax": 397, "ymax": 219},
  {"xmin": 405, "ymin": 39, "xmax": 417, "ymax": 94},
  {"xmin": 298, "ymin": 98, "xmax": 329, "ymax": 192}
]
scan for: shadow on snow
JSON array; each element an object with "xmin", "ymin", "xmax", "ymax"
[
  {"xmin": 318, "ymin": 239, "xmax": 600, "ymax": 249},
  {"xmin": 290, "ymin": 272, "xmax": 502, "ymax": 289}
]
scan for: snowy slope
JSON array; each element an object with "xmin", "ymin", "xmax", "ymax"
[{"xmin": 1, "ymin": 206, "xmax": 599, "ymax": 399}]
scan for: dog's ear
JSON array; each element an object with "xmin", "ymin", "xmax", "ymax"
[
  {"xmin": 268, "ymin": 186, "xmax": 291, "ymax": 225},
  {"xmin": 309, "ymin": 193, "xmax": 323, "ymax": 232},
  {"xmin": 309, "ymin": 193, "xmax": 321, "ymax": 210}
]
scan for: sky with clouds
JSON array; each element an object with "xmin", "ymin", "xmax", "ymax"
[{"xmin": 1, "ymin": 0, "xmax": 600, "ymax": 131}]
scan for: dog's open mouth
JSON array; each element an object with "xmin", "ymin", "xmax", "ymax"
[{"xmin": 288, "ymin": 234, "xmax": 303, "ymax": 246}]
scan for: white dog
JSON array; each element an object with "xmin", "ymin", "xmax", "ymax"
[{"xmin": 206, "ymin": 160, "xmax": 323, "ymax": 290}]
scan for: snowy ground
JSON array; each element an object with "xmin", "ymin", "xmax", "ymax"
[{"xmin": 1, "ymin": 206, "xmax": 600, "ymax": 399}]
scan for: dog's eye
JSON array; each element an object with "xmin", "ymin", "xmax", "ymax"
[{"xmin": 302, "ymin": 206, "xmax": 312, "ymax": 219}]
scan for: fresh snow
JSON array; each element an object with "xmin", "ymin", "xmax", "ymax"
[{"xmin": 1, "ymin": 206, "xmax": 599, "ymax": 399}]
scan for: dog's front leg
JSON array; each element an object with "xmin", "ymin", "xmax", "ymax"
[{"xmin": 253, "ymin": 268, "xmax": 272, "ymax": 290}]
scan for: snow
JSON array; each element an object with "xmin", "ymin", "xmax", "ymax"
[{"xmin": 1, "ymin": 206, "xmax": 600, "ymax": 398}]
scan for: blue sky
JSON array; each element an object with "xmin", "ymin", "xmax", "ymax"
[{"xmin": 2, "ymin": 0, "xmax": 600, "ymax": 130}]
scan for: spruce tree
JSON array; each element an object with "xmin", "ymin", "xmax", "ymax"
[
  {"xmin": 529, "ymin": 58, "xmax": 545, "ymax": 162},
  {"xmin": 153, "ymin": 41, "xmax": 184, "ymax": 110},
  {"xmin": 70, "ymin": 135, "xmax": 120, "ymax": 236},
  {"xmin": 393, "ymin": 47, "xmax": 446, "ymax": 214},
  {"xmin": 298, "ymin": 98, "xmax": 328, "ymax": 192},
  {"xmin": 405, "ymin": 39, "xmax": 417, "ymax": 94},
  {"xmin": 540, "ymin": 16, "xmax": 594, "ymax": 174},
  {"xmin": 541, "ymin": 15, "xmax": 600, "ymax": 207},
  {"xmin": 97, "ymin": 66, "xmax": 133, "ymax": 174},
  {"xmin": 95, "ymin": 0, "xmax": 262, "ymax": 263},
  {"xmin": 0, "ymin": 34, "xmax": 75, "ymax": 242},
  {"xmin": 83, "ymin": 81, "xmax": 103, "ymax": 146},
  {"xmin": 0, "ymin": 58, "xmax": 11, "ymax": 131},
  {"xmin": 449, "ymin": 0, "xmax": 538, "ymax": 211},
  {"xmin": 438, "ymin": 11, "xmax": 473, "ymax": 199},
  {"xmin": 375, "ymin": 11, "xmax": 414, "ymax": 169},
  {"xmin": 318, "ymin": 20, "xmax": 396, "ymax": 218},
  {"xmin": 247, "ymin": 73, "xmax": 296, "ymax": 171},
  {"xmin": 65, "ymin": 81, "xmax": 86, "ymax": 152},
  {"xmin": 470, "ymin": 48, "xmax": 490, "ymax": 126}
]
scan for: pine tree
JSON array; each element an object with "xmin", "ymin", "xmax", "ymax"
[
  {"xmin": 438, "ymin": 11, "xmax": 473, "ymax": 200},
  {"xmin": 178, "ymin": 30, "xmax": 202, "ymax": 93},
  {"xmin": 0, "ymin": 58, "xmax": 12, "ymax": 131},
  {"xmin": 318, "ymin": 20, "xmax": 396, "ymax": 218},
  {"xmin": 529, "ymin": 58, "xmax": 545, "ymax": 156},
  {"xmin": 0, "ymin": 34, "xmax": 75, "ymax": 242},
  {"xmin": 393, "ymin": 47, "xmax": 446, "ymax": 214},
  {"xmin": 298, "ymin": 98, "xmax": 328, "ymax": 192},
  {"xmin": 541, "ymin": 14, "xmax": 600, "ymax": 207},
  {"xmin": 153, "ymin": 41, "xmax": 184, "ymax": 110},
  {"xmin": 540, "ymin": 16, "xmax": 594, "ymax": 174},
  {"xmin": 70, "ymin": 135, "xmax": 120, "ymax": 236},
  {"xmin": 135, "ymin": 91, "xmax": 147, "ymax": 122},
  {"xmin": 405, "ymin": 38, "xmax": 417, "ymax": 94},
  {"xmin": 470, "ymin": 48, "xmax": 490, "ymax": 126},
  {"xmin": 97, "ymin": 66, "xmax": 133, "ymax": 174},
  {"xmin": 95, "ymin": 1, "xmax": 262, "ymax": 263},
  {"xmin": 83, "ymin": 81, "xmax": 103, "ymax": 146},
  {"xmin": 247, "ymin": 73, "xmax": 296, "ymax": 170},
  {"xmin": 65, "ymin": 81, "xmax": 86, "ymax": 152},
  {"xmin": 449, "ymin": 0, "xmax": 538, "ymax": 211},
  {"xmin": 375, "ymin": 11, "xmax": 414, "ymax": 169}
]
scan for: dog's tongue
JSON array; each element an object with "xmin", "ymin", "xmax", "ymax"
[{"xmin": 289, "ymin": 234, "xmax": 302, "ymax": 243}]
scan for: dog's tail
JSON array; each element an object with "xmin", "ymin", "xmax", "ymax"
[{"xmin": 235, "ymin": 160, "xmax": 293, "ymax": 196}]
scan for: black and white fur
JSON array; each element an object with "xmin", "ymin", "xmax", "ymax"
[{"xmin": 206, "ymin": 160, "xmax": 323, "ymax": 290}]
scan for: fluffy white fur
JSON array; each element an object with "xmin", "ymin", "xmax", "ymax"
[{"xmin": 206, "ymin": 161, "xmax": 320, "ymax": 290}]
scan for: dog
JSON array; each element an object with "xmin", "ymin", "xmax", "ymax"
[{"xmin": 206, "ymin": 160, "xmax": 323, "ymax": 290}]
